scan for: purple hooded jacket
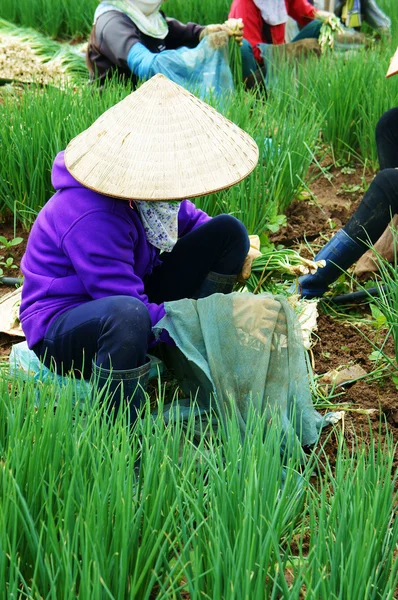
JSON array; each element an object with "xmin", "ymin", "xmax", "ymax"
[{"xmin": 20, "ymin": 151, "xmax": 211, "ymax": 348}]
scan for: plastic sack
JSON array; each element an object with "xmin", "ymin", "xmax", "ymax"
[
  {"xmin": 143, "ymin": 35, "xmax": 234, "ymax": 98},
  {"xmin": 9, "ymin": 341, "xmax": 92, "ymax": 405}
]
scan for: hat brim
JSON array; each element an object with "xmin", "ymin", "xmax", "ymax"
[
  {"xmin": 65, "ymin": 74, "xmax": 259, "ymax": 201},
  {"xmin": 386, "ymin": 48, "xmax": 398, "ymax": 78}
]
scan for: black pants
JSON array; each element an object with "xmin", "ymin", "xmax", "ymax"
[
  {"xmin": 33, "ymin": 215, "xmax": 249, "ymax": 378},
  {"xmin": 345, "ymin": 108, "xmax": 398, "ymax": 246}
]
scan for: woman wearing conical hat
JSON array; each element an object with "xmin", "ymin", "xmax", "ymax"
[
  {"xmin": 86, "ymin": 0, "xmax": 255, "ymax": 89},
  {"xmin": 19, "ymin": 75, "xmax": 260, "ymax": 425}
]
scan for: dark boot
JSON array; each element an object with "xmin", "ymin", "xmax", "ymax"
[
  {"xmin": 192, "ymin": 271, "xmax": 237, "ymax": 299},
  {"xmin": 298, "ymin": 229, "xmax": 364, "ymax": 299},
  {"xmin": 92, "ymin": 358, "xmax": 151, "ymax": 426}
]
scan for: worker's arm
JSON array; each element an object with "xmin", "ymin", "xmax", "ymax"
[
  {"xmin": 287, "ymin": 0, "xmax": 317, "ymax": 26},
  {"xmin": 178, "ymin": 200, "xmax": 212, "ymax": 237},
  {"xmin": 229, "ymin": 0, "xmax": 264, "ymax": 63},
  {"xmin": 362, "ymin": 0, "xmax": 391, "ymax": 31},
  {"xmin": 61, "ymin": 211, "xmax": 169, "ymax": 338},
  {"xmin": 165, "ymin": 17, "xmax": 205, "ymax": 49}
]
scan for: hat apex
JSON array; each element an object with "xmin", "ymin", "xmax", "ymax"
[{"xmin": 65, "ymin": 75, "xmax": 259, "ymax": 201}]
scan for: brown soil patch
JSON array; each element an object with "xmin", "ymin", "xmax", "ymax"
[
  {"xmin": 270, "ymin": 163, "xmax": 374, "ymax": 247},
  {"xmin": 314, "ymin": 311, "xmax": 398, "ymax": 463}
]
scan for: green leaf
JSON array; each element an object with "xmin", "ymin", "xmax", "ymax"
[
  {"xmin": 9, "ymin": 237, "xmax": 23, "ymax": 246},
  {"xmin": 370, "ymin": 304, "xmax": 387, "ymax": 328},
  {"xmin": 368, "ymin": 350, "xmax": 384, "ymax": 362},
  {"xmin": 264, "ymin": 214, "xmax": 287, "ymax": 234}
]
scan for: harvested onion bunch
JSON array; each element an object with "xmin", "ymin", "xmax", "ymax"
[
  {"xmin": 225, "ymin": 18, "xmax": 243, "ymax": 87},
  {"xmin": 245, "ymin": 249, "xmax": 325, "ymax": 294},
  {"xmin": 319, "ymin": 15, "xmax": 344, "ymax": 53}
]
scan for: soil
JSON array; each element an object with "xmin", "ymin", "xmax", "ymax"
[{"xmin": 1, "ymin": 162, "xmax": 397, "ymax": 459}]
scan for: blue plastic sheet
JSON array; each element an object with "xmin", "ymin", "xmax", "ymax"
[{"xmin": 128, "ymin": 36, "xmax": 234, "ymax": 98}]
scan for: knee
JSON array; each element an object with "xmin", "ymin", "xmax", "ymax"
[
  {"xmin": 371, "ymin": 169, "xmax": 398, "ymax": 207},
  {"xmin": 100, "ymin": 296, "xmax": 152, "ymax": 338},
  {"xmin": 376, "ymin": 108, "xmax": 398, "ymax": 141},
  {"xmin": 305, "ymin": 19, "xmax": 322, "ymax": 37},
  {"xmin": 212, "ymin": 214, "xmax": 250, "ymax": 254},
  {"xmin": 373, "ymin": 168, "xmax": 398, "ymax": 188}
]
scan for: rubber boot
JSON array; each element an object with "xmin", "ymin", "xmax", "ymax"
[
  {"xmin": 192, "ymin": 271, "xmax": 237, "ymax": 299},
  {"xmin": 298, "ymin": 229, "xmax": 365, "ymax": 299},
  {"xmin": 92, "ymin": 358, "xmax": 151, "ymax": 426}
]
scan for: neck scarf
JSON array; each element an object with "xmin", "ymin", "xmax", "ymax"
[
  {"xmin": 95, "ymin": 0, "xmax": 168, "ymax": 38},
  {"xmin": 253, "ymin": 0, "xmax": 288, "ymax": 26},
  {"xmin": 135, "ymin": 201, "xmax": 180, "ymax": 252}
]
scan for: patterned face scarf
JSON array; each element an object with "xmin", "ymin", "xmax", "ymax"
[
  {"xmin": 135, "ymin": 201, "xmax": 181, "ymax": 252},
  {"xmin": 253, "ymin": 0, "xmax": 288, "ymax": 26},
  {"xmin": 95, "ymin": 0, "xmax": 168, "ymax": 38}
]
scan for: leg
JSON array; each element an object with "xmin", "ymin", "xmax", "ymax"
[
  {"xmin": 291, "ymin": 20, "xmax": 322, "ymax": 42},
  {"xmin": 298, "ymin": 169, "xmax": 398, "ymax": 298},
  {"xmin": 240, "ymin": 38, "xmax": 258, "ymax": 80},
  {"xmin": 33, "ymin": 296, "xmax": 152, "ymax": 423},
  {"xmin": 376, "ymin": 108, "xmax": 398, "ymax": 170},
  {"xmin": 145, "ymin": 214, "xmax": 249, "ymax": 303},
  {"xmin": 240, "ymin": 39, "xmax": 268, "ymax": 94},
  {"xmin": 344, "ymin": 169, "xmax": 398, "ymax": 244}
]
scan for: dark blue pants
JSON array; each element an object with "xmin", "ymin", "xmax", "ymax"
[
  {"xmin": 345, "ymin": 108, "xmax": 398, "ymax": 246},
  {"xmin": 33, "ymin": 215, "xmax": 249, "ymax": 378}
]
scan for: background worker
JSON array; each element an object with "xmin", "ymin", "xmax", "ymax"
[
  {"xmin": 86, "ymin": 0, "xmax": 245, "ymax": 87},
  {"xmin": 228, "ymin": 0, "xmax": 334, "ymax": 69}
]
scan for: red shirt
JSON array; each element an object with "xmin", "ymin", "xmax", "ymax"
[{"xmin": 229, "ymin": 0, "xmax": 316, "ymax": 62}]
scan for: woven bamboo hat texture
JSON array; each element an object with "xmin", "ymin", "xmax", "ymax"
[
  {"xmin": 64, "ymin": 74, "xmax": 259, "ymax": 201},
  {"xmin": 386, "ymin": 47, "xmax": 398, "ymax": 78}
]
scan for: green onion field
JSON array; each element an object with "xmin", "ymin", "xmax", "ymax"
[{"xmin": 1, "ymin": 0, "xmax": 398, "ymax": 597}]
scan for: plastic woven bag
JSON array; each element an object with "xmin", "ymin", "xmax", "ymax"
[{"xmin": 154, "ymin": 292, "xmax": 327, "ymax": 450}]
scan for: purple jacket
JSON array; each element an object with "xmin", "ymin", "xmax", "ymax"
[{"xmin": 20, "ymin": 151, "xmax": 211, "ymax": 348}]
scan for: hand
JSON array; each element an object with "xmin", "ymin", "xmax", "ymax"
[
  {"xmin": 314, "ymin": 9, "xmax": 335, "ymax": 22},
  {"xmin": 238, "ymin": 235, "xmax": 262, "ymax": 282},
  {"xmin": 224, "ymin": 18, "xmax": 244, "ymax": 46},
  {"xmin": 207, "ymin": 31, "xmax": 229, "ymax": 49},
  {"xmin": 199, "ymin": 24, "xmax": 226, "ymax": 40}
]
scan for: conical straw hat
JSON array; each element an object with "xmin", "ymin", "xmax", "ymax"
[
  {"xmin": 386, "ymin": 47, "xmax": 398, "ymax": 78},
  {"xmin": 65, "ymin": 74, "xmax": 259, "ymax": 201}
]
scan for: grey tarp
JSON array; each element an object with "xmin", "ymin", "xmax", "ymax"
[{"xmin": 154, "ymin": 292, "xmax": 325, "ymax": 448}]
